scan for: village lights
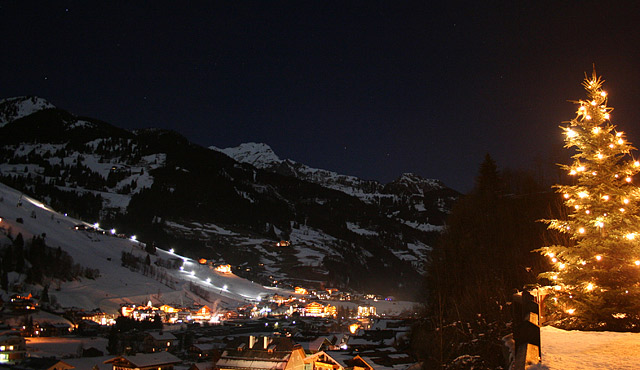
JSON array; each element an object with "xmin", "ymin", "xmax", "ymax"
[
  {"xmin": 566, "ymin": 308, "xmax": 576, "ymax": 315},
  {"xmin": 206, "ymin": 278, "xmax": 211, "ymax": 283},
  {"xmin": 586, "ymin": 283, "xmax": 595, "ymax": 291},
  {"xmin": 169, "ymin": 248, "xmax": 175, "ymax": 253},
  {"xmin": 110, "ymin": 229, "xmax": 116, "ymax": 235},
  {"xmin": 595, "ymin": 255, "xmax": 602, "ymax": 261},
  {"xmin": 130, "ymin": 235, "xmax": 137, "ymax": 241}
]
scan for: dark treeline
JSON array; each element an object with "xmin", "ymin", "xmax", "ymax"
[
  {"xmin": 120, "ymin": 251, "xmax": 177, "ymax": 289},
  {"xmin": 411, "ymin": 154, "xmax": 557, "ymax": 369},
  {"xmin": 0, "ymin": 233, "xmax": 100, "ymax": 290}
]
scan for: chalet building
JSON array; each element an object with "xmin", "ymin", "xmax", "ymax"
[
  {"xmin": 143, "ymin": 331, "xmax": 178, "ymax": 353},
  {"xmin": 104, "ymin": 352, "xmax": 181, "ymax": 370},
  {"xmin": 357, "ymin": 305, "xmax": 376, "ymax": 318},
  {"xmin": 215, "ymin": 336, "xmax": 306, "ymax": 370},
  {"xmin": 324, "ymin": 350, "xmax": 418, "ymax": 370},
  {"xmin": 303, "ymin": 351, "xmax": 344, "ymax": 370},
  {"xmin": 0, "ymin": 329, "xmax": 26, "ymax": 365},
  {"xmin": 191, "ymin": 305, "xmax": 213, "ymax": 321},
  {"xmin": 297, "ymin": 336, "xmax": 335, "ymax": 353},
  {"xmin": 40, "ymin": 322, "xmax": 73, "ymax": 337},
  {"xmin": 12, "ymin": 358, "xmax": 73, "ymax": 370},
  {"xmin": 303, "ymin": 302, "xmax": 336, "ymax": 318},
  {"xmin": 77, "ymin": 319, "xmax": 102, "ymax": 336},
  {"xmin": 190, "ymin": 362, "xmax": 215, "ymax": 370},
  {"xmin": 8, "ymin": 294, "xmax": 38, "ymax": 312},
  {"xmin": 188, "ymin": 342, "xmax": 224, "ymax": 361}
]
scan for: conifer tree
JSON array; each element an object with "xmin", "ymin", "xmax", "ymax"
[{"xmin": 539, "ymin": 73, "xmax": 640, "ymax": 330}]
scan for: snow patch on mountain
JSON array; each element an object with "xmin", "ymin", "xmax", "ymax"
[
  {"xmin": 212, "ymin": 142, "xmax": 282, "ymax": 168},
  {"xmin": 402, "ymin": 220, "xmax": 444, "ymax": 233},
  {"xmin": 0, "ymin": 96, "xmax": 55, "ymax": 127},
  {"xmin": 346, "ymin": 222, "xmax": 379, "ymax": 236}
]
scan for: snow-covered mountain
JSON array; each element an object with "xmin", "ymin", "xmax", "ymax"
[
  {"xmin": 0, "ymin": 97, "xmax": 459, "ymax": 299},
  {"xmin": 0, "ymin": 96, "xmax": 55, "ymax": 127},
  {"xmin": 211, "ymin": 142, "xmax": 382, "ymax": 199},
  {"xmin": 211, "ymin": 143, "xmax": 448, "ymax": 201},
  {"xmin": 212, "ymin": 142, "xmax": 458, "ymax": 226}
]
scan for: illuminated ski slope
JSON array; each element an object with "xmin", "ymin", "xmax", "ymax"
[{"xmin": 0, "ymin": 182, "xmax": 294, "ymax": 314}]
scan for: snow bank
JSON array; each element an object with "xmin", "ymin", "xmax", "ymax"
[{"xmin": 532, "ymin": 325, "xmax": 640, "ymax": 370}]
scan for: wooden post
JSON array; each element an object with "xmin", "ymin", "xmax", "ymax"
[{"xmin": 511, "ymin": 291, "xmax": 541, "ymax": 370}]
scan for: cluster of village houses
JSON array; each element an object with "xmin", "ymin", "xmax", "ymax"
[{"xmin": 0, "ymin": 291, "xmax": 417, "ymax": 370}]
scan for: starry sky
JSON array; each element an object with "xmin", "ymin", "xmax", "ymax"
[{"xmin": 2, "ymin": 1, "xmax": 640, "ymax": 192}]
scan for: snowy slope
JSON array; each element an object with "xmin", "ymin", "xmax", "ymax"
[
  {"xmin": 0, "ymin": 96, "xmax": 55, "ymax": 127},
  {"xmin": 0, "ymin": 182, "xmax": 293, "ymax": 314}
]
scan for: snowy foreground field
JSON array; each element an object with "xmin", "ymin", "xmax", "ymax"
[{"xmin": 534, "ymin": 326, "xmax": 640, "ymax": 370}]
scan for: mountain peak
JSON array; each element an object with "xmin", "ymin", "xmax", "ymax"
[
  {"xmin": 0, "ymin": 96, "xmax": 56, "ymax": 127},
  {"xmin": 210, "ymin": 142, "xmax": 282, "ymax": 168},
  {"xmin": 384, "ymin": 172, "xmax": 445, "ymax": 196}
]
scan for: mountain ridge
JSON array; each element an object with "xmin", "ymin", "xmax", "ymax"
[{"xmin": 0, "ymin": 97, "xmax": 459, "ymax": 299}]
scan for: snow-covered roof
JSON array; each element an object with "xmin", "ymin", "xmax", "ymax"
[
  {"xmin": 104, "ymin": 352, "xmax": 182, "ymax": 367},
  {"xmin": 148, "ymin": 331, "xmax": 177, "ymax": 340},
  {"xmin": 215, "ymin": 358, "xmax": 288, "ymax": 370}
]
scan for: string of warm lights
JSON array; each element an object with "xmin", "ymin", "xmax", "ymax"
[{"xmin": 538, "ymin": 73, "xmax": 640, "ymax": 323}]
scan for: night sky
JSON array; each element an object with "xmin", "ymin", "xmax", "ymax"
[{"xmin": 2, "ymin": 1, "xmax": 640, "ymax": 192}]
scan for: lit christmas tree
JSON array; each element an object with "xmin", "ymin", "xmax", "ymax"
[{"xmin": 539, "ymin": 72, "xmax": 640, "ymax": 330}]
